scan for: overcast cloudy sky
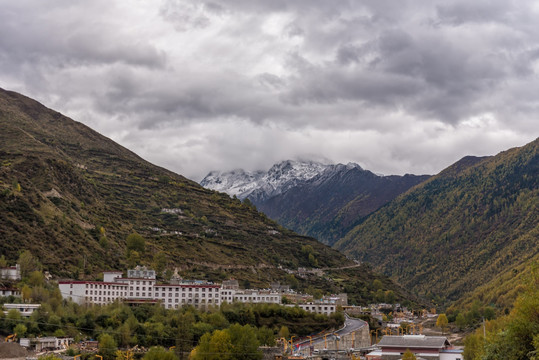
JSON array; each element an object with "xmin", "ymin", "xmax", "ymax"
[{"xmin": 1, "ymin": 0, "xmax": 538, "ymax": 180}]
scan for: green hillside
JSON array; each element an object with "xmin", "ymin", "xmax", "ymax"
[
  {"xmin": 0, "ymin": 88, "xmax": 420, "ymax": 306},
  {"xmin": 336, "ymin": 139, "xmax": 538, "ymax": 304}
]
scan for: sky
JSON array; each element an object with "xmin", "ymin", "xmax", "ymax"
[{"xmin": 1, "ymin": 0, "xmax": 538, "ymax": 181}]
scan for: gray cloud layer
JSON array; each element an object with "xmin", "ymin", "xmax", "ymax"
[{"xmin": 0, "ymin": 0, "xmax": 537, "ymax": 180}]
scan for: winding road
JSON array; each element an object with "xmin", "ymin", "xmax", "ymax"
[{"xmin": 292, "ymin": 314, "xmax": 368, "ymax": 354}]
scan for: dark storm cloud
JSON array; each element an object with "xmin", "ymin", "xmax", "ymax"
[{"xmin": 0, "ymin": 0, "xmax": 537, "ymax": 180}]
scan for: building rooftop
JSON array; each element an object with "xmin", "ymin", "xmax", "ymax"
[{"xmin": 378, "ymin": 335, "xmax": 450, "ymax": 349}]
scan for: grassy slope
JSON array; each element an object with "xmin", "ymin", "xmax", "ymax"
[
  {"xmin": 335, "ymin": 140, "xmax": 538, "ymax": 305},
  {"xmin": 0, "ymin": 88, "xmax": 421, "ymax": 306}
]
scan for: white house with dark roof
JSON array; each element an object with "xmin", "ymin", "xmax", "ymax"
[{"xmin": 366, "ymin": 335, "xmax": 463, "ymax": 360}]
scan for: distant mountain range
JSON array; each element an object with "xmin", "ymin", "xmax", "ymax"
[{"xmin": 202, "ymin": 161, "xmax": 429, "ymax": 245}]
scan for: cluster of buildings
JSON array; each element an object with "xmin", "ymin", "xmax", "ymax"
[{"xmin": 58, "ymin": 266, "xmax": 344, "ymax": 316}]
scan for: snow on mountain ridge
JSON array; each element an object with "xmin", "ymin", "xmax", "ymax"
[{"xmin": 200, "ymin": 160, "xmax": 363, "ymax": 202}]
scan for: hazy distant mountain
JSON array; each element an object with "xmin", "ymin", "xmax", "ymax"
[{"xmin": 201, "ymin": 161, "xmax": 430, "ymax": 245}]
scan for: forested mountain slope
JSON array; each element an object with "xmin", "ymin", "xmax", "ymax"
[
  {"xmin": 258, "ymin": 164, "xmax": 429, "ymax": 245},
  {"xmin": 0, "ymin": 88, "xmax": 419, "ymax": 306},
  {"xmin": 336, "ymin": 139, "xmax": 538, "ymax": 303}
]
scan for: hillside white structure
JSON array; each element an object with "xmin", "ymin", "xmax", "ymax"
[
  {"xmin": 3, "ymin": 303, "xmax": 41, "ymax": 317},
  {"xmin": 59, "ymin": 266, "xmax": 221, "ymax": 310},
  {"xmin": 59, "ymin": 266, "xmax": 339, "ymax": 315},
  {"xmin": 0, "ymin": 287, "xmax": 20, "ymax": 297},
  {"xmin": 291, "ymin": 303, "xmax": 336, "ymax": 316},
  {"xmin": 0, "ymin": 264, "xmax": 21, "ymax": 281},
  {"xmin": 20, "ymin": 337, "xmax": 74, "ymax": 351}
]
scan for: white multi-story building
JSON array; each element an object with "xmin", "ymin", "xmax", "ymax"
[
  {"xmin": 154, "ymin": 283, "xmax": 221, "ymax": 310},
  {"xmin": 59, "ymin": 280, "xmax": 129, "ymax": 306},
  {"xmin": 58, "ymin": 266, "xmax": 342, "ymax": 316},
  {"xmin": 291, "ymin": 303, "xmax": 336, "ymax": 316},
  {"xmin": 221, "ymin": 288, "xmax": 281, "ymax": 304},
  {"xmin": 3, "ymin": 303, "xmax": 41, "ymax": 317},
  {"xmin": 0, "ymin": 264, "xmax": 21, "ymax": 281},
  {"xmin": 59, "ymin": 267, "xmax": 220, "ymax": 310}
]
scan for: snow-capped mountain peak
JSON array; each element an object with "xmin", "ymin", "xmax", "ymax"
[{"xmin": 200, "ymin": 160, "xmax": 332, "ymax": 202}]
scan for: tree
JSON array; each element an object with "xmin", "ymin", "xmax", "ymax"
[
  {"xmin": 127, "ymin": 251, "xmax": 141, "ymax": 269},
  {"xmin": 126, "ymin": 233, "xmax": 146, "ymax": 254},
  {"xmin": 5, "ymin": 309, "xmax": 22, "ymax": 332},
  {"xmin": 385, "ymin": 290, "xmax": 396, "ymax": 304},
  {"xmin": 257, "ymin": 326, "xmax": 275, "ymax": 346},
  {"xmin": 17, "ymin": 250, "xmax": 41, "ymax": 278},
  {"xmin": 175, "ymin": 312, "xmax": 195, "ymax": 360},
  {"xmin": 402, "ymin": 349, "xmax": 417, "ymax": 360},
  {"xmin": 308, "ymin": 253, "xmax": 318, "ymax": 267},
  {"xmin": 13, "ymin": 324, "xmax": 27, "ymax": 337},
  {"xmin": 98, "ymin": 333, "xmax": 118, "ymax": 360},
  {"xmin": 143, "ymin": 346, "xmax": 179, "ymax": 360},
  {"xmin": 21, "ymin": 284, "xmax": 32, "ymax": 302},
  {"xmin": 278, "ymin": 326, "xmax": 290, "ymax": 339},
  {"xmin": 0, "ymin": 255, "xmax": 7, "ymax": 267},
  {"xmin": 372, "ymin": 279, "xmax": 383, "ymax": 290},
  {"xmin": 28, "ymin": 271, "xmax": 45, "ymax": 287},
  {"xmin": 436, "ymin": 313, "xmax": 448, "ymax": 335},
  {"xmin": 455, "ymin": 313, "xmax": 466, "ymax": 330},
  {"xmin": 207, "ymin": 330, "xmax": 233, "ymax": 360},
  {"xmin": 227, "ymin": 324, "xmax": 262, "ymax": 360},
  {"xmin": 153, "ymin": 251, "xmax": 167, "ymax": 277}
]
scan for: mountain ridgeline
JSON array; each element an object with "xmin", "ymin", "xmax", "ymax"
[
  {"xmin": 0, "ymin": 88, "xmax": 419, "ymax": 306},
  {"xmin": 336, "ymin": 139, "xmax": 538, "ymax": 304},
  {"xmin": 202, "ymin": 162, "xmax": 429, "ymax": 245}
]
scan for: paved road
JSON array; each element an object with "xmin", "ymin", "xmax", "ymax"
[{"xmin": 292, "ymin": 314, "xmax": 368, "ymax": 353}]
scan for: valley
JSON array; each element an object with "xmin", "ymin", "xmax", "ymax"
[{"xmin": 0, "ymin": 87, "xmax": 537, "ymax": 359}]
